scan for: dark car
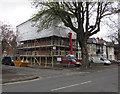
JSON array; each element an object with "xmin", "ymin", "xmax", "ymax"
[
  {"xmin": 116, "ymin": 60, "xmax": 120, "ymax": 64},
  {"xmin": 112, "ymin": 60, "xmax": 120, "ymax": 64},
  {"xmin": 2, "ymin": 56, "xmax": 14, "ymax": 66}
]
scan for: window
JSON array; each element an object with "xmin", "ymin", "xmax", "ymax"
[
  {"xmin": 79, "ymin": 53, "xmax": 81, "ymax": 59},
  {"xmin": 56, "ymin": 51, "xmax": 58, "ymax": 55},
  {"xmin": 76, "ymin": 53, "xmax": 78, "ymax": 59},
  {"xmin": 110, "ymin": 55, "xmax": 112, "ymax": 59},
  {"xmin": 100, "ymin": 58, "xmax": 104, "ymax": 61},
  {"xmin": 61, "ymin": 39, "xmax": 64, "ymax": 45},
  {"xmin": 32, "ymin": 51, "xmax": 38, "ymax": 55},
  {"xmin": 60, "ymin": 51, "xmax": 61, "ymax": 55},
  {"xmin": 66, "ymin": 52, "xmax": 69, "ymax": 55},
  {"xmin": 53, "ymin": 40, "xmax": 55, "ymax": 45},
  {"xmin": 52, "ymin": 52, "xmax": 55, "ymax": 55}
]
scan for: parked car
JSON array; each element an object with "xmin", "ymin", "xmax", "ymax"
[
  {"xmin": 100, "ymin": 58, "xmax": 111, "ymax": 65},
  {"xmin": 115, "ymin": 60, "xmax": 120, "ymax": 64},
  {"xmin": 2, "ymin": 56, "xmax": 14, "ymax": 66},
  {"xmin": 110, "ymin": 60, "xmax": 120, "ymax": 64},
  {"xmin": 60, "ymin": 55, "xmax": 82, "ymax": 67},
  {"xmin": 92, "ymin": 57, "xmax": 111, "ymax": 65}
]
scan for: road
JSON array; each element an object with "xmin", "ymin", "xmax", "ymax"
[{"xmin": 2, "ymin": 66, "xmax": 118, "ymax": 92}]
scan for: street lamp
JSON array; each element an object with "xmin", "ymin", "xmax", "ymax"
[{"xmin": 53, "ymin": 46, "xmax": 56, "ymax": 50}]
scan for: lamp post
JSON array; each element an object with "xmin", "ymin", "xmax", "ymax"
[{"xmin": 52, "ymin": 46, "xmax": 56, "ymax": 68}]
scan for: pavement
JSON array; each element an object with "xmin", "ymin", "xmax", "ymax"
[
  {"xmin": 2, "ymin": 65, "xmax": 39, "ymax": 84},
  {"xmin": 2, "ymin": 64, "xmax": 118, "ymax": 84}
]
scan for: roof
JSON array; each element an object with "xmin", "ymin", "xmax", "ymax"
[
  {"xmin": 16, "ymin": 19, "xmax": 115, "ymax": 48},
  {"xmin": 97, "ymin": 40, "xmax": 105, "ymax": 45},
  {"xmin": 106, "ymin": 42, "xmax": 114, "ymax": 47},
  {"xmin": 87, "ymin": 38, "xmax": 97, "ymax": 44},
  {"xmin": 17, "ymin": 20, "xmax": 76, "ymax": 42}
]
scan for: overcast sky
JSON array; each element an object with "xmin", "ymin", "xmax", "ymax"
[
  {"xmin": 0, "ymin": 0, "xmax": 118, "ymax": 41},
  {"xmin": 0, "ymin": 0, "xmax": 36, "ymax": 28}
]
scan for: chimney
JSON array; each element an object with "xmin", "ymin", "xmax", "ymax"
[
  {"xmin": 96, "ymin": 37, "xmax": 99, "ymax": 41},
  {"xmin": 100, "ymin": 38, "xmax": 103, "ymax": 40}
]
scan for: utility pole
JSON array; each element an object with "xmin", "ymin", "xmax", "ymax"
[
  {"xmin": 0, "ymin": 39, "xmax": 2, "ymax": 68},
  {"xmin": 0, "ymin": 39, "xmax": 2, "ymax": 94},
  {"xmin": 118, "ymin": 1, "xmax": 120, "ymax": 60}
]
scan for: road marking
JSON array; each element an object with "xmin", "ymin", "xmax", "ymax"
[
  {"xmin": 46, "ymin": 72, "xmax": 90, "ymax": 79},
  {"xmin": 66, "ymin": 72, "xmax": 90, "ymax": 76},
  {"xmin": 51, "ymin": 80, "xmax": 92, "ymax": 91},
  {"xmin": 0, "ymin": 77, "xmax": 42, "ymax": 86}
]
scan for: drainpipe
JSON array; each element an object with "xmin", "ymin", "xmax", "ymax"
[
  {"xmin": 106, "ymin": 46, "xmax": 108, "ymax": 59},
  {"xmin": 68, "ymin": 32, "xmax": 73, "ymax": 55}
]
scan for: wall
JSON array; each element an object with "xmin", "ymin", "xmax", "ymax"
[{"xmin": 107, "ymin": 47, "xmax": 115, "ymax": 60}]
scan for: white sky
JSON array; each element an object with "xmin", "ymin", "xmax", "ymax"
[
  {"xmin": 0, "ymin": 0, "xmax": 118, "ymax": 41},
  {"xmin": 0, "ymin": 0, "xmax": 36, "ymax": 28}
]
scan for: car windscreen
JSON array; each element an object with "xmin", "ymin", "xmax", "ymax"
[{"xmin": 72, "ymin": 59, "xmax": 76, "ymax": 62}]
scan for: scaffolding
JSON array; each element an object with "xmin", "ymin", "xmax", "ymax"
[{"xmin": 18, "ymin": 36, "xmax": 79, "ymax": 67}]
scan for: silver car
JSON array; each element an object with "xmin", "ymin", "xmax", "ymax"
[
  {"xmin": 100, "ymin": 58, "xmax": 111, "ymax": 65},
  {"xmin": 91, "ymin": 57, "xmax": 111, "ymax": 65}
]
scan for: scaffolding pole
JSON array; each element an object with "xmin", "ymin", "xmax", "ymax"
[
  {"xmin": 45, "ymin": 57, "xmax": 47, "ymax": 67},
  {"xmin": 34, "ymin": 57, "xmax": 40, "ymax": 65},
  {"xmin": 34, "ymin": 57, "xmax": 36, "ymax": 65},
  {"xmin": 30, "ymin": 57, "xmax": 32, "ymax": 65},
  {"xmin": 39, "ymin": 57, "xmax": 41, "ymax": 65},
  {"xmin": 52, "ymin": 55, "xmax": 54, "ymax": 68}
]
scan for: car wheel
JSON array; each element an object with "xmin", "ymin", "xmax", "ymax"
[{"xmin": 75, "ymin": 64, "xmax": 80, "ymax": 67}]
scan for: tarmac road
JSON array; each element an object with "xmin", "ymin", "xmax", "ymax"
[{"xmin": 2, "ymin": 65, "xmax": 118, "ymax": 92}]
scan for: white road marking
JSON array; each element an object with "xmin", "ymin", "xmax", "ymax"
[
  {"xmin": 46, "ymin": 72, "xmax": 90, "ymax": 79},
  {"xmin": 51, "ymin": 80, "xmax": 92, "ymax": 91},
  {"xmin": 46, "ymin": 75, "xmax": 63, "ymax": 79},
  {"xmin": 66, "ymin": 72, "xmax": 90, "ymax": 75}
]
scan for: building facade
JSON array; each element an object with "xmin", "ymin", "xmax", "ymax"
[
  {"xmin": 106, "ymin": 42, "xmax": 115, "ymax": 60},
  {"xmin": 17, "ymin": 19, "xmax": 115, "ymax": 67},
  {"xmin": 17, "ymin": 19, "xmax": 80, "ymax": 66}
]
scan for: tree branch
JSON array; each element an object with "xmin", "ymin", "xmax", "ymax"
[
  {"xmin": 85, "ymin": 2, "xmax": 89, "ymax": 32},
  {"xmin": 101, "ymin": 10, "xmax": 120, "ymax": 18},
  {"xmin": 63, "ymin": 2, "xmax": 75, "ymax": 15}
]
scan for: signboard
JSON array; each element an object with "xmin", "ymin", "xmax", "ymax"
[{"xmin": 57, "ymin": 57, "xmax": 61, "ymax": 61}]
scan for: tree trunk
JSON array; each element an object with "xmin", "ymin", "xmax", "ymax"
[
  {"xmin": 77, "ymin": 33, "xmax": 89, "ymax": 68},
  {"xmin": 80, "ymin": 42, "xmax": 89, "ymax": 68}
]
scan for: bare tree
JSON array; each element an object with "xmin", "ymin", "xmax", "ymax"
[
  {"xmin": 0, "ymin": 21, "xmax": 17, "ymax": 56},
  {"xmin": 32, "ymin": 1, "xmax": 120, "ymax": 68}
]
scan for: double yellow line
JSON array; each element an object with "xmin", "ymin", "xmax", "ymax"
[{"xmin": 0, "ymin": 77, "xmax": 42, "ymax": 86}]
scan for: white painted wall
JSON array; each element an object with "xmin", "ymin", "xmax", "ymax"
[
  {"xmin": 108, "ymin": 47, "xmax": 115, "ymax": 60},
  {"xmin": 103, "ymin": 45, "xmax": 107, "ymax": 58}
]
